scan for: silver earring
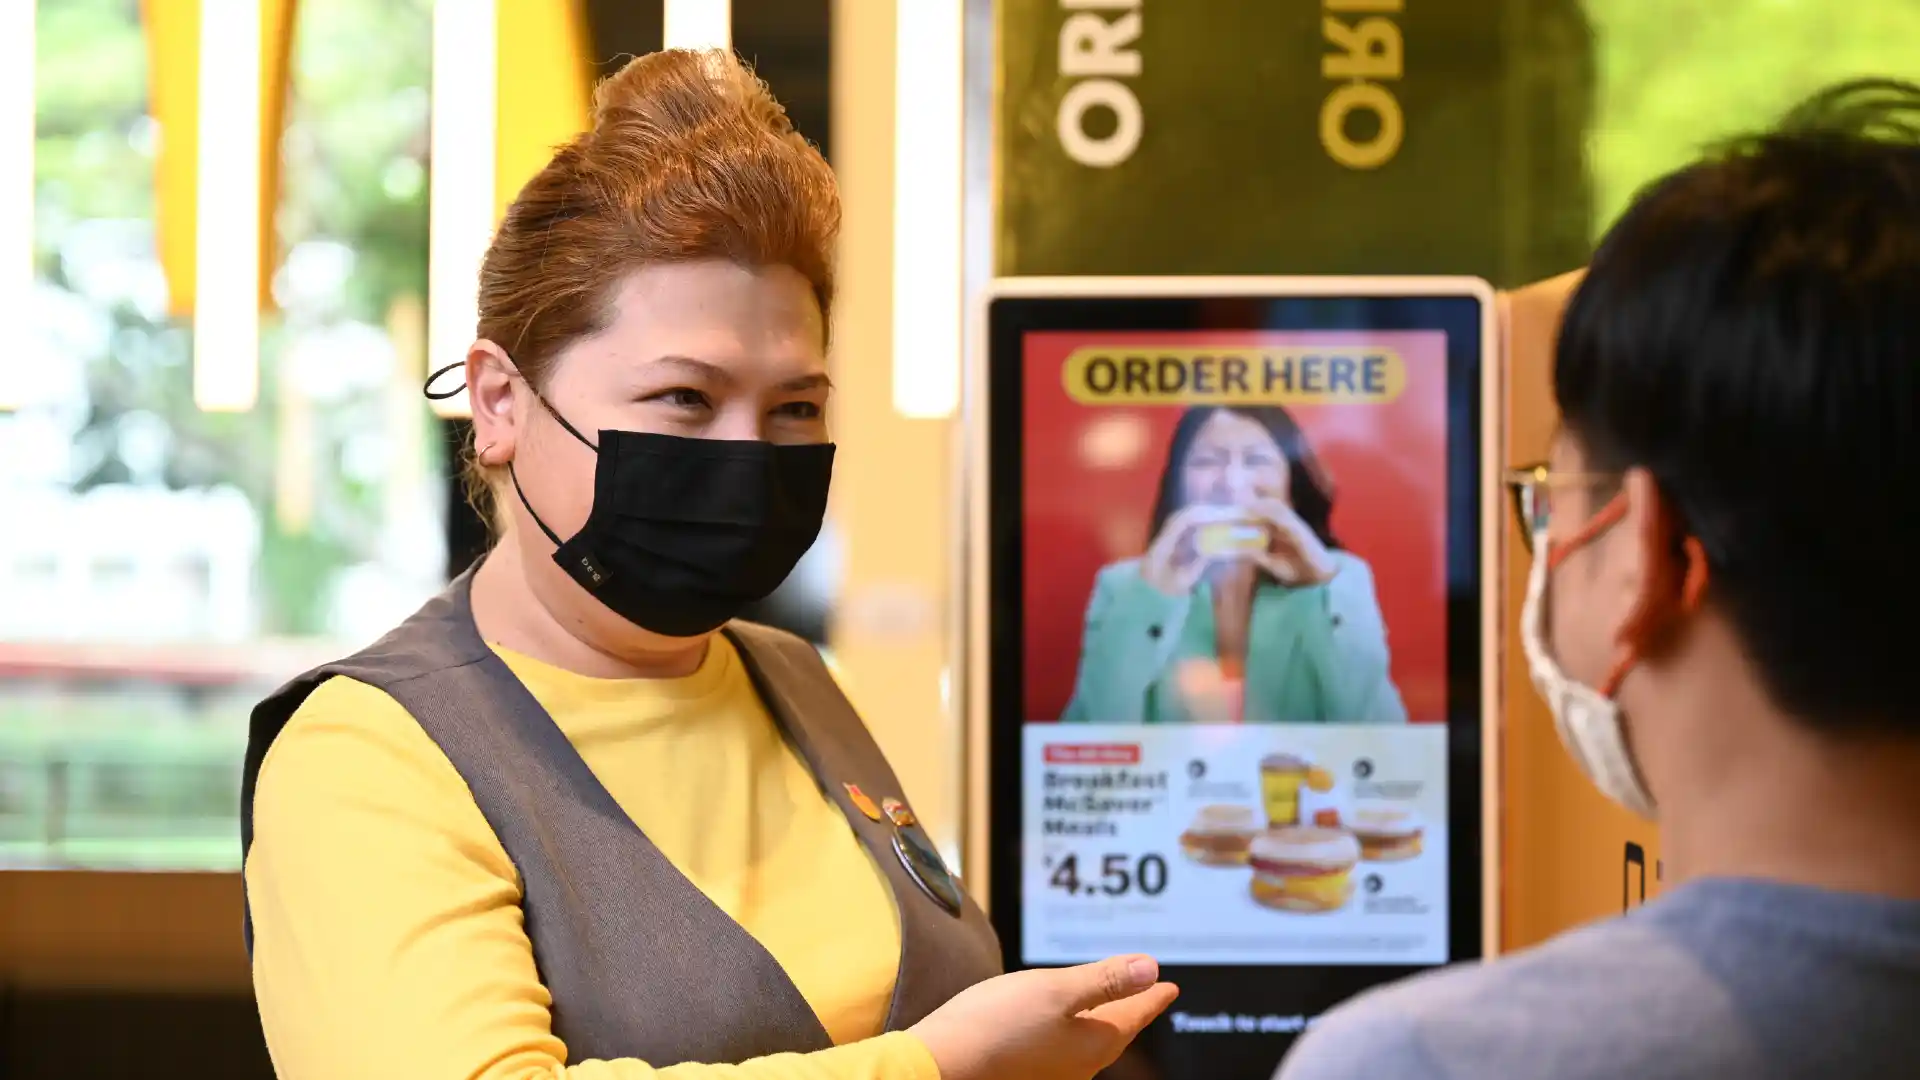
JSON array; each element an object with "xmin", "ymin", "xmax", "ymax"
[{"xmin": 478, "ymin": 442, "xmax": 496, "ymax": 462}]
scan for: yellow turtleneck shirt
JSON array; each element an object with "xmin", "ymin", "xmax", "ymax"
[{"xmin": 245, "ymin": 634, "xmax": 940, "ymax": 1080}]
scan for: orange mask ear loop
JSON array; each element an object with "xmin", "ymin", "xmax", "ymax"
[
  {"xmin": 1542, "ymin": 492, "xmax": 1635, "ymax": 696},
  {"xmin": 1600, "ymin": 524, "xmax": 1711, "ymax": 698},
  {"xmin": 1679, "ymin": 536, "xmax": 1710, "ymax": 611},
  {"xmin": 1546, "ymin": 495, "xmax": 1629, "ymax": 573}
]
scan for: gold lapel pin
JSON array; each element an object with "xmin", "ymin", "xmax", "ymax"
[{"xmin": 844, "ymin": 783, "xmax": 883, "ymax": 822}]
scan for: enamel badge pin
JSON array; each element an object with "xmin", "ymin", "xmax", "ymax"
[
  {"xmin": 844, "ymin": 783, "xmax": 883, "ymax": 821},
  {"xmin": 881, "ymin": 797, "xmax": 916, "ymax": 828}
]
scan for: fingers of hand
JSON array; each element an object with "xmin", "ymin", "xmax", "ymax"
[
  {"xmin": 1055, "ymin": 955, "xmax": 1159, "ymax": 1014},
  {"xmin": 1177, "ymin": 555, "xmax": 1210, "ymax": 588},
  {"xmin": 1074, "ymin": 982, "xmax": 1182, "ymax": 1058},
  {"xmin": 1248, "ymin": 508, "xmax": 1303, "ymax": 549},
  {"xmin": 1252, "ymin": 551, "xmax": 1298, "ymax": 583}
]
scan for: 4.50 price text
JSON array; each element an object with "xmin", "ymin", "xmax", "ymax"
[{"xmin": 1044, "ymin": 852, "xmax": 1170, "ymax": 898}]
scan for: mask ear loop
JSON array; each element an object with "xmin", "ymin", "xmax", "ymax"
[
  {"xmin": 422, "ymin": 354, "xmax": 597, "ymax": 549},
  {"xmin": 529, "ymin": 390, "xmax": 599, "ymax": 452},
  {"xmin": 423, "ymin": 362, "xmax": 467, "ymax": 400},
  {"xmin": 1600, "ymin": 498, "xmax": 1711, "ymax": 698},
  {"xmin": 510, "ymin": 387, "xmax": 607, "ymax": 549},
  {"xmin": 421, "ymin": 357, "xmax": 598, "ymax": 453},
  {"xmin": 1547, "ymin": 493, "xmax": 1629, "ymax": 572},
  {"xmin": 1679, "ymin": 537, "xmax": 1710, "ymax": 611},
  {"xmin": 508, "ymin": 463, "xmax": 566, "ymax": 548},
  {"xmin": 507, "ymin": 388, "xmax": 598, "ymax": 549}
]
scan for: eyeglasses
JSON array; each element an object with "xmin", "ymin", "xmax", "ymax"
[{"xmin": 1504, "ymin": 462, "xmax": 1622, "ymax": 553}]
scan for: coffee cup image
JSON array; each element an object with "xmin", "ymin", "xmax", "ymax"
[
  {"xmin": 1349, "ymin": 803, "xmax": 1425, "ymax": 862},
  {"xmin": 1248, "ymin": 825, "xmax": 1362, "ymax": 913},
  {"xmin": 1178, "ymin": 804, "xmax": 1260, "ymax": 866},
  {"xmin": 1259, "ymin": 752, "xmax": 1338, "ymax": 829}
]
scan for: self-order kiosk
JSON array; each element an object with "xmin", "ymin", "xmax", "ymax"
[{"xmin": 963, "ymin": 276, "xmax": 1501, "ymax": 1079}]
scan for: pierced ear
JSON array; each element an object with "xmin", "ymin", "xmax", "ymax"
[{"xmin": 466, "ymin": 341, "xmax": 521, "ymax": 461}]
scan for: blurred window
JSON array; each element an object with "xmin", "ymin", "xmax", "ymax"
[{"xmin": 2, "ymin": 0, "xmax": 435, "ymax": 870}]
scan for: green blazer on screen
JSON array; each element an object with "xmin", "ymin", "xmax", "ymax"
[{"xmin": 1058, "ymin": 551, "xmax": 1409, "ymax": 725}]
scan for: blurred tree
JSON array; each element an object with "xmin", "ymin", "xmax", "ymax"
[
  {"xmin": 1584, "ymin": 0, "xmax": 1920, "ymax": 236},
  {"xmin": 34, "ymin": 0, "xmax": 434, "ymax": 636}
]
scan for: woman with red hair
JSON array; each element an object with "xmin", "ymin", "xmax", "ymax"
[{"xmin": 241, "ymin": 50, "xmax": 1173, "ymax": 1080}]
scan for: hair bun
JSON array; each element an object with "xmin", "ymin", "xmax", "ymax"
[{"xmin": 589, "ymin": 48, "xmax": 795, "ymax": 145}]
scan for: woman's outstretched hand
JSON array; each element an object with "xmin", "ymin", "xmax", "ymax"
[{"xmin": 910, "ymin": 955, "xmax": 1179, "ymax": 1080}]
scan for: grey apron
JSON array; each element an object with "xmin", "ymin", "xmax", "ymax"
[{"xmin": 240, "ymin": 568, "xmax": 1003, "ymax": 1065}]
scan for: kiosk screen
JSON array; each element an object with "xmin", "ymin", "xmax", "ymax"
[{"xmin": 980, "ymin": 279, "xmax": 1495, "ymax": 1078}]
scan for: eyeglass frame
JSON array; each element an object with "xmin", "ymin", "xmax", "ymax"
[{"xmin": 1503, "ymin": 462, "xmax": 1624, "ymax": 554}]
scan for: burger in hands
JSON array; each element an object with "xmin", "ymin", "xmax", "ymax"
[{"xmin": 1194, "ymin": 517, "xmax": 1270, "ymax": 560}]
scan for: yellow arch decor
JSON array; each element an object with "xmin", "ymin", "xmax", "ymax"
[
  {"xmin": 143, "ymin": 0, "xmax": 296, "ymax": 319},
  {"xmin": 496, "ymin": 0, "xmax": 594, "ymax": 220},
  {"xmin": 146, "ymin": 0, "xmax": 592, "ymax": 321}
]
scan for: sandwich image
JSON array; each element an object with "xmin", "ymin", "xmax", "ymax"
[
  {"xmin": 1195, "ymin": 519, "xmax": 1268, "ymax": 558},
  {"xmin": 1248, "ymin": 825, "xmax": 1360, "ymax": 913},
  {"xmin": 1350, "ymin": 804, "xmax": 1424, "ymax": 862},
  {"xmin": 1178, "ymin": 804, "xmax": 1260, "ymax": 865}
]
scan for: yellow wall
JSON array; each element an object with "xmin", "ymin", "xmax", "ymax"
[
  {"xmin": 495, "ymin": 0, "xmax": 592, "ymax": 218},
  {"xmin": 826, "ymin": 0, "xmax": 964, "ymax": 861}
]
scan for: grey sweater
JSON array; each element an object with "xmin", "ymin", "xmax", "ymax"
[{"xmin": 1278, "ymin": 877, "xmax": 1920, "ymax": 1080}]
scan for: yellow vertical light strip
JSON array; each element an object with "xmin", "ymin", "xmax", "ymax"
[
  {"xmin": 426, "ymin": 0, "xmax": 499, "ymax": 419},
  {"xmin": 192, "ymin": 0, "xmax": 265, "ymax": 412},
  {"xmin": 829, "ymin": 0, "xmax": 963, "ymax": 863},
  {"xmin": 146, "ymin": 0, "xmax": 291, "ymax": 335},
  {"xmin": 890, "ymin": 0, "xmax": 964, "ymax": 419},
  {"xmin": 384, "ymin": 294, "xmax": 431, "ymax": 532},
  {"xmin": 494, "ymin": 0, "xmax": 592, "ymax": 223},
  {"xmin": 260, "ymin": 0, "xmax": 297, "ymax": 310},
  {"xmin": 0, "ymin": 0, "xmax": 33, "ymax": 411},
  {"xmin": 663, "ymin": 0, "xmax": 732, "ymax": 51},
  {"xmin": 274, "ymin": 372, "xmax": 314, "ymax": 532},
  {"xmin": 145, "ymin": 0, "xmax": 200, "ymax": 320}
]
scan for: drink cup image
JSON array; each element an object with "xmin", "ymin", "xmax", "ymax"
[
  {"xmin": 1259, "ymin": 753, "xmax": 1310, "ymax": 828},
  {"xmin": 1260, "ymin": 753, "xmax": 1336, "ymax": 828}
]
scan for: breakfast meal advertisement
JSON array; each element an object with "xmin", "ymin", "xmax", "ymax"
[{"xmin": 1017, "ymin": 329, "xmax": 1454, "ymax": 966}]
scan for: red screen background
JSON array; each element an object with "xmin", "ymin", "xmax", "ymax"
[{"xmin": 1020, "ymin": 329, "xmax": 1450, "ymax": 723}]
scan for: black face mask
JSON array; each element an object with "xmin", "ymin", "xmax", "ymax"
[{"xmin": 509, "ymin": 398, "xmax": 835, "ymax": 637}]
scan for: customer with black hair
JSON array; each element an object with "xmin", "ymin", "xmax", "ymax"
[{"xmin": 1278, "ymin": 77, "xmax": 1920, "ymax": 1080}]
